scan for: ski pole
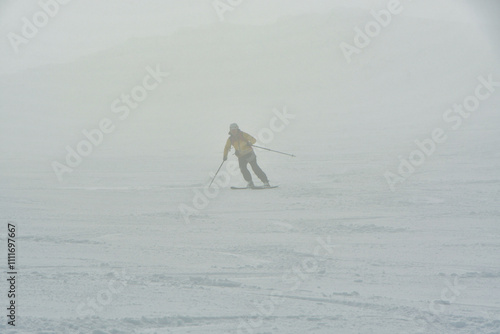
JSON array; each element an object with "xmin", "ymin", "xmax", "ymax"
[
  {"xmin": 251, "ymin": 145, "xmax": 296, "ymax": 157},
  {"xmin": 209, "ymin": 160, "xmax": 225, "ymax": 187}
]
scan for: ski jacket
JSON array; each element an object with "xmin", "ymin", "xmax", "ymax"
[{"xmin": 223, "ymin": 131, "xmax": 257, "ymax": 159}]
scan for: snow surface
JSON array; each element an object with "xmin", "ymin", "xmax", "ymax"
[{"xmin": 1, "ymin": 5, "xmax": 500, "ymax": 334}]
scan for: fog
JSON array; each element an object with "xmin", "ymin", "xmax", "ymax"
[
  {"xmin": 1, "ymin": 1, "xmax": 499, "ymax": 72},
  {"xmin": 1, "ymin": 1, "xmax": 499, "ymax": 333}
]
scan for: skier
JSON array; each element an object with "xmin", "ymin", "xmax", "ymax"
[{"xmin": 223, "ymin": 123, "xmax": 270, "ymax": 188}]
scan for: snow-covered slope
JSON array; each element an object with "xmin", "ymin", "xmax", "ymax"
[{"xmin": 1, "ymin": 7, "xmax": 499, "ymax": 334}]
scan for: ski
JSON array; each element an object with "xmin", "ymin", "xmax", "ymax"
[{"xmin": 231, "ymin": 186, "xmax": 279, "ymax": 190}]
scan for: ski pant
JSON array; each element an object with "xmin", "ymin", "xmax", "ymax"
[{"xmin": 238, "ymin": 151, "xmax": 268, "ymax": 183}]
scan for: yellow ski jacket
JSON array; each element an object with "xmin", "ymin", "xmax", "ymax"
[{"xmin": 223, "ymin": 131, "xmax": 257, "ymax": 159}]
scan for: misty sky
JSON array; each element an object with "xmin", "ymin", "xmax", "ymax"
[{"xmin": 0, "ymin": 0, "xmax": 499, "ymax": 73}]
